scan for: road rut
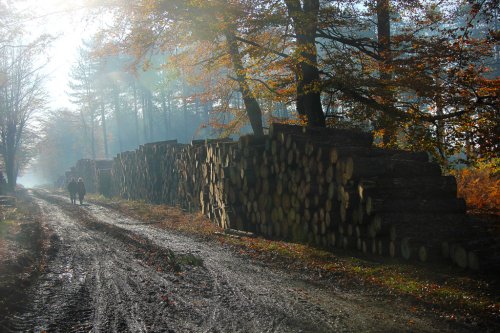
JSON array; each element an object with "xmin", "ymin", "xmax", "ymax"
[{"xmin": 2, "ymin": 191, "xmax": 465, "ymax": 332}]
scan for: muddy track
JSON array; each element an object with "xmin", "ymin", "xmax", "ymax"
[{"xmin": 1, "ymin": 190, "xmax": 472, "ymax": 332}]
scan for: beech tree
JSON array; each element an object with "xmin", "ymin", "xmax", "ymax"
[
  {"xmin": 284, "ymin": 0, "xmax": 325, "ymax": 126},
  {"xmin": 69, "ymin": 43, "xmax": 101, "ymax": 159},
  {"xmin": 93, "ymin": 0, "xmax": 267, "ymax": 135},
  {"xmin": 307, "ymin": 0, "xmax": 498, "ymax": 161},
  {"xmin": 0, "ymin": 43, "xmax": 47, "ymax": 190},
  {"xmin": 84, "ymin": 0, "xmax": 498, "ymax": 163},
  {"xmin": 37, "ymin": 109, "xmax": 85, "ymax": 182}
]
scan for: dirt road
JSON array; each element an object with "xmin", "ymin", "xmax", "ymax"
[{"xmin": 1, "ymin": 191, "xmax": 470, "ymax": 332}]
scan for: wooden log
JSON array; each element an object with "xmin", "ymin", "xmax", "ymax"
[
  {"xmin": 368, "ymin": 238, "xmax": 377, "ymax": 254},
  {"xmin": 65, "ymin": 124, "xmax": 477, "ymax": 267},
  {"xmin": 418, "ymin": 243, "xmax": 442, "ymax": 263},
  {"xmin": 451, "ymin": 244, "xmax": 468, "ymax": 268},
  {"xmin": 238, "ymin": 134, "xmax": 268, "ymax": 149},
  {"xmin": 376, "ymin": 238, "xmax": 390, "ymax": 256},
  {"xmin": 389, "ymin": 240, "xmax": 399, "ymax": 258},
  {"xmin": 468, "ymin": 248, "xmax": 500, "ymax": 271},
  {"xmin": 401, "ymin": 237, "xmax": 424, "ymax": 261},
  {"xmin": 269, "ymin": 123, "xmax": 373, "ymax": 146},
  {"xmin": 452, "ymin": 238, "xmax": 500, "ymax": 270},
  {"xmin": 301, "ymin": 126, "xmax": 374, "ymax": 147},
  {"xmin": 359, "ymin": 238, "xmax": 376, "ymax": 254},
  {"xmin": 358, "ymin": 176, "xmax": 458, "ymax": 201},
  {"xmin": 269, "ymin": 123, "xmax": 306, "ymax": 138},
  {"xmin": 342, "ymin": 157, "xmax": 442, "ymax": 182},
  {"xmin": 366, "ymin": 197, "xmax": 466, "ymax": 215},
  {"xmin": 191, "ymin": 138, "xmax": 233, "ymax": 146},
  {"xmin": 330, "ymin": 146, "xmax": 428, "ymax": 164}
]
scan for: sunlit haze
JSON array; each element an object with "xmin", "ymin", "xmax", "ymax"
[
  {"xmin": 15, "ymin": 0, "xmax": 104, "ymax": 186},
  {"xmin": 17, "ymin": 0, "xmax": 104, "ymax": 109}
]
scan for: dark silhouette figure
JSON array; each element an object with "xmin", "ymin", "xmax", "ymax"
[
  {"xmin": 0, "ymin": 171, "xmax": 7, "ymax": 195},
  {"xmin": 77, "ymin": 178, "xmax": 86, "ymax": 205},
  {"xmin": 67, "ymin": 178, "xmax": 78, "ymax": 204}
]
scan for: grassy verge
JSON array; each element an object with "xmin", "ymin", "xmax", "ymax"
[
  {"xmin": 88, "ymin": 194, "xmax": 499, "ymax": 328},
  {"xmin": 0, "ymin": 191, "xmax": 47, "ymax": 325}
]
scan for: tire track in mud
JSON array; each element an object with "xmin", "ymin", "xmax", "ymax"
[
  {"xmin": 6, "ymin": 190, "xmax": 468, "ymax": 332},
  {"xmin": 4, "ymin": 195, "xmax": 182, "ymax": 333}
]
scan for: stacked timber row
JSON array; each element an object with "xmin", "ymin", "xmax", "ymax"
[
  {"xmin": 201, "ymin": 134, "xmax": 269, "ymax": 231},
  {"xmin": 109, "ymin": 138, "xmax": 237, "ymax": 227},
  {"xmin": 111, "ymin": 140, "xmax": 181, "ymax": 202},
  {"xmin": 241, "ymin": 124, "xmax": 380, "ymax": 244},
  {"xmin": 66, "ymin": 159, "xmax": 113, "ymax": 193},
  {"xmin": 191, "ymin": 139, "xmax": 240, "ymax": 227},
  {"xmin": 64, "ymin": 124, "xmax": 496, "ymax": 271}
]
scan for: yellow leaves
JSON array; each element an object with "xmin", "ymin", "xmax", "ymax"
[
  {"xmin": 373, "ymin": 129, "xmax": 385, "ymax": 147},
  {"xmin": 414, "ymin": 62, "xmax": 426, "ymax": 71},
  {"xmin": 476, "ymin": 77, "xmax": 500, "ymax": 97},
  {"xmin": 452, "ymin": 160, "xmax": 500, "ymax": 215},
  {"xmin": 268, "ymin": 114, "xmax": 307, "ymax": 127}
]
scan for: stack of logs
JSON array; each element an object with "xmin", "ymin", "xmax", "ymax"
[
  {"xmin": 66, "ymin": 159, "xmax": 113, "ymax": 194},
  {"xmin": 65, "ymin": 124, "xmax": 497, "ymax": 271}
]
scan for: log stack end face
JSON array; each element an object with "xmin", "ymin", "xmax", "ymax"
[{"xmin": 61, "ymin": 124, "xmax": 491, "ymax": 271}]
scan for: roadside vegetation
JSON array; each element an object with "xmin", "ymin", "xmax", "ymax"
[
  {"xmin": 88, "ymin": 193, "xmax": 500, "ymax": 330},
  {"xmin": 453, "ymin": 159, "xmax": 500, "ymax": 216},
  {"xmin": 0, "ymin": 191, "xmax": 47, "ymax": 324}
]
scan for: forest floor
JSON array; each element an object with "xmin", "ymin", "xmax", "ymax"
[{"xmin": 0, "ymin": 189, "xmax": 498, "ymax": 332}]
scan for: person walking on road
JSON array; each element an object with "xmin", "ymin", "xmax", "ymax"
[
  {"xmin": 67, "ymin": 178, "xmax": 78, "ymax": 204},
  {"xmin": 77, "ymin": 178, "xmax": 86, "ymax": 205}
]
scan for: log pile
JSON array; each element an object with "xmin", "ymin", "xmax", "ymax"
[
  {"xmin": 63, "ymin": 124, "xmax": 497, "ymax": 271},
  {"xmin": 111, "ymin": 140, "xmax": 179, "ymax": 201},
  {"xmin": 67, "ymin": 159, "xmax": 113, "ymax": 194},
  {"xmin": 110, "ymin": 138, "xmax": 235, "ymax": 219}
]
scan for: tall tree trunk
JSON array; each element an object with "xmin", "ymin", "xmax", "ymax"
[
  {"xmin": 435, "ymin": 97, "xmax": 447, "ymax": 166},
  {"xmin": 4, "ymin": 152, "xmax": 16, "ymax": 191},
  {"xmin": 133, "ymin": 82, "xmax": 140, "ymax": 146},
  {"xmin": 167, "ymin": 94, "xmax": 172, "ymax": 137},
  {"xmin": 377, "ymin": 0, "xmax": 390, "ymax": 65},
  {"xmin": 225, "ymin": 30, "xmax": 264, "ymax": 136},
  {"xmin": 179, "ymin": 74, "xmax": 189, "ymax": 142},
  {"xmin": 113, "ymin": 86, "xmax": 123, "ymax": 152},
  {"xmin": 90, "ymin": 111, "xmax": 96, "ymax": 159},
  {"xmin": 285, "ymin": 0, "xmax": 325, "ymax": 127},
  {"xmin": 78, "ymin": 108, "xmax": 90, "ymax": 156},
  {"xmin": 204, "ymin": 100, "xmax": 211, "ymax": 125},
  {"xmin": 4, "ymin": 121, "xmax": 17, "ymax": 191},
  {"xmin": 141, "ymin": 88, "xmax": 149, "ymax": 143},
  {"xmin": 87, "ymin": 79, "xmax": 96, "ymax": 159},
  {"xmin": 160, "ymin": 90, "xmax": 169, "ymax": 139},
  {"xmin": 377, "ymin": 0, "xmax": 395, "ymax": 145},
  {"xmin": 140, "ymin": 88, "xmax": 154, "ymax": 142},
  {"xmin": 182, "ymin": 94, "xmax": 188, "ymax": 142},
  {"xmin": 146, "ymin": 89, "xmax": 154, "ymax": 141},
  {"xmin": 100, "ymin": 97, "xmax": 109, "ymax": 159}
]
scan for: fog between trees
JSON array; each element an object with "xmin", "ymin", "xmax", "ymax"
[{"xmin": 0, "ymin": 0, "xmax": 498, "ymax": 188}]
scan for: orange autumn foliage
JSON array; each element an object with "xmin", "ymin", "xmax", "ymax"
[{"xmin": 453, "ymin": 161, "xmax": 500, "ymax": 215}]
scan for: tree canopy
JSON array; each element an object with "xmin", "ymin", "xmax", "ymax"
[
  {"xmin": 28, "ymin": 0, "xmax": 500, "ymax": 183},
  {"xmin": 0, "ymin": 2, "xmax": 51, "ymax": 190},
  {"xmin": 86, "ymin": 0, "xmax": 498, "ymax": 164}
]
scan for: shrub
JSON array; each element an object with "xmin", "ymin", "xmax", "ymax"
[{"xmin": 453, "ymin": 159, "xmax": 500, "ymax": 214}]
